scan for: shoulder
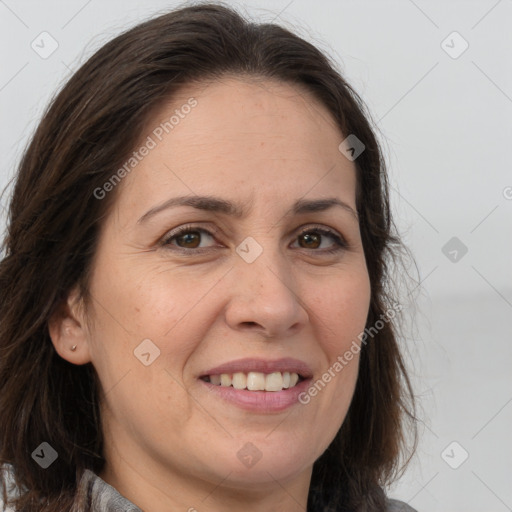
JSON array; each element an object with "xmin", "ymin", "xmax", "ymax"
[
  {"xmin": 0, "ymin": 464, "xmax": 17, "ymax": 512},
  {"xmin": 386, "ymin": 498, "xmax": 418, "ymax": 511}
]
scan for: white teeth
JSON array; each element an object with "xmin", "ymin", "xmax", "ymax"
[
  {"xmin": 265, "ymin": 372, "xmax": 283, "ymax": 391},
  {"xmin": 207, "ymin": 371, "xmax": 301, "ymax": 391},
  {"xmin": 232, "ymin": 372, "xmax": 247, "ymax": 390},
  {"xmin": 247, "ymin": 372, "xmax": 265, "ymax": 391},
  {"xmin": 220, "ymin": 374, "xmax": 232, "ymax": 387}
]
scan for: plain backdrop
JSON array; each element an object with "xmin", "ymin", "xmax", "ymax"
[{"xmin": 1, "ymin": 1, "xmax": 511, "ymax": 510}]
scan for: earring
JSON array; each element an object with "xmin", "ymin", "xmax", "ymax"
[{"xmin": 71, "ymin": 345, "xmax": 77, "ymax": 351}]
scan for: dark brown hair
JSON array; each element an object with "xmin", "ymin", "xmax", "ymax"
[{"xmin": 0, "ymin": 3, "xmax": 416, "ymax": 511}]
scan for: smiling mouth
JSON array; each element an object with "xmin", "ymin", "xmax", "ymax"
[{"xmin": 200, "ymin": 371, "xmax": 305, "ymax": 392}]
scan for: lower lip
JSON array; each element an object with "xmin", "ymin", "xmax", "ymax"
[{"xmin": 200, "ymin": 378, "xmax": 312, "ymax": 413}]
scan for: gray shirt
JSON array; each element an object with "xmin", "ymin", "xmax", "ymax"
[
  {"xmin": 1, "ymin": 465, "xmax": 417, "ymax": 511},
  {"xmin": 76, "ymin": 469, "xmax": 419, "ymax": 511}
]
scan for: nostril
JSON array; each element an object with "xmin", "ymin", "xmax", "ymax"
[{"xmin": 242, "ymin": 321, "xmax": 259, "ymax": 328}]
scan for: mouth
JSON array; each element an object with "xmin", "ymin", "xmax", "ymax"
[
  {"xmin": 200, "ymin": 371, "xmax": 306, "ymax": 392},
  {"xmin": 198, "ymin": 358, "xmax": 313, "ymax": 412}
]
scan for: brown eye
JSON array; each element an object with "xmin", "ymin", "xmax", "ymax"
[
  {"xmin": 298, "ymin": 232, "xmax": 321, "ymax": 249},
  {"xmin": 163, "ymin": 226, "xmax": 218, "ymax": 251},
  {"xmin": 175, "ymin": 231, "xmax": 201, "ymax": 248},
  {"xmin": 293, "ymin": 227, "xmax": 347, "ymax": 254}
]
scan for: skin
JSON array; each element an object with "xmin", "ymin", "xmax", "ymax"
[{"xmin": 49, "ymin": 77, "xmax": 371, "ymax": 512}]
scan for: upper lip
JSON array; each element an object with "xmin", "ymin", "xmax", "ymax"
[{"xmin": 200, "ymin": 357, "xmax": 313, "ymax": 379}]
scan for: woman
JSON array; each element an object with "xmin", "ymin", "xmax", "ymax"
[{"xmin": 0, "ymin": 3, "xmax": 417, "ymax": 511}]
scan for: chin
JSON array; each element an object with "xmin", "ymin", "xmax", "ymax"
[
  {"xmin": 219, "ymin": 460, "xmax": 309, "ymax": 488},
  {"xmin": 201, "ymin": 443, "xmax": 314, "ymax": 488}
]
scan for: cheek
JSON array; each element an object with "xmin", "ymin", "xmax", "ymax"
[
  {"xmin": 84, "ymin": 261, "xmax": 191, "ymax": 394},
  {"xmin": 312, "ymin": 270, "xmax": 371, "ymax": 353},
  {"xmin": 305, "ymin": 268, "xmax": 370, "ymax": 412},
  {"xmin": 90, "ymin": 257, "xmax": 213, "ymax": 338},
  {"xmin": 88, "ymin": 273, "xmax": 207, "ymax": 433}
]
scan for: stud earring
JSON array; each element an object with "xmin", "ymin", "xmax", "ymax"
[{"xmin": 71, "ymin": 345, "xmax": 77, "ymax": 351}]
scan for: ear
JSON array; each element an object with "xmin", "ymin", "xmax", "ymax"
[{"xmin": 48, "ymin": 286, "xmax": 92, "ymax": 365}]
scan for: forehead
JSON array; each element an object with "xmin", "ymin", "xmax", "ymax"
[
  {"xmin": 164, "ymin": 76, "xmax": 342, "ymax": 150},
  {"xmin": 114, "ymin": 77, "xmax": 356, "ymax": 220}
]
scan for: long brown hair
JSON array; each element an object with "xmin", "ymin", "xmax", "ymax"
[{"xmin": 0, "ymin": 3, "xmax": 416, "ymax": 511}]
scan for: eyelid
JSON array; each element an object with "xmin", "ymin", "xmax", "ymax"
[{"xmin": 295, "ymin": 223, "xmax": 344, "ymax": 238}]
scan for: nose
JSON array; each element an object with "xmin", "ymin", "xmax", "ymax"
[{"xmin": 224, "ymin": 250, "xmax": 309, "ymax": 339}]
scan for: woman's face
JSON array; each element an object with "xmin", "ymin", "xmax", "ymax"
[{"xmin": 63, "ymin": 78, "xmax": 371, "ymax": 503}]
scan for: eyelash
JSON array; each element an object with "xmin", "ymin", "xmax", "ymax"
[{"xmin": 160, "ymin": 224, "xmax": 348, "ymax": 255}]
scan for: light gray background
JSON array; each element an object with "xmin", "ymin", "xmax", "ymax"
[{"xmin": 1, "ymin": 1, "xmax": 511, "ymax": 510}]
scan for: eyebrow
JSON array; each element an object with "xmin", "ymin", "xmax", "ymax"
[{"xmin": 137, "ymin": 195, "xmax": 358, "ymax": 224}]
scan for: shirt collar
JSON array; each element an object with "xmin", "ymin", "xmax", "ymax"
[{"xmin": 78, "ymin": 469, "xmax": 143, "ymax": 512}]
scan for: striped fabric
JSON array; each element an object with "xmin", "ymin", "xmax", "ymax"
[
  {"xmin": 1, "ymin": 464, "xmax": 417, "ymax": 511},
  {"xmin": 75, "ymin": 469, "xmax": 143, "ymax": 511}
]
